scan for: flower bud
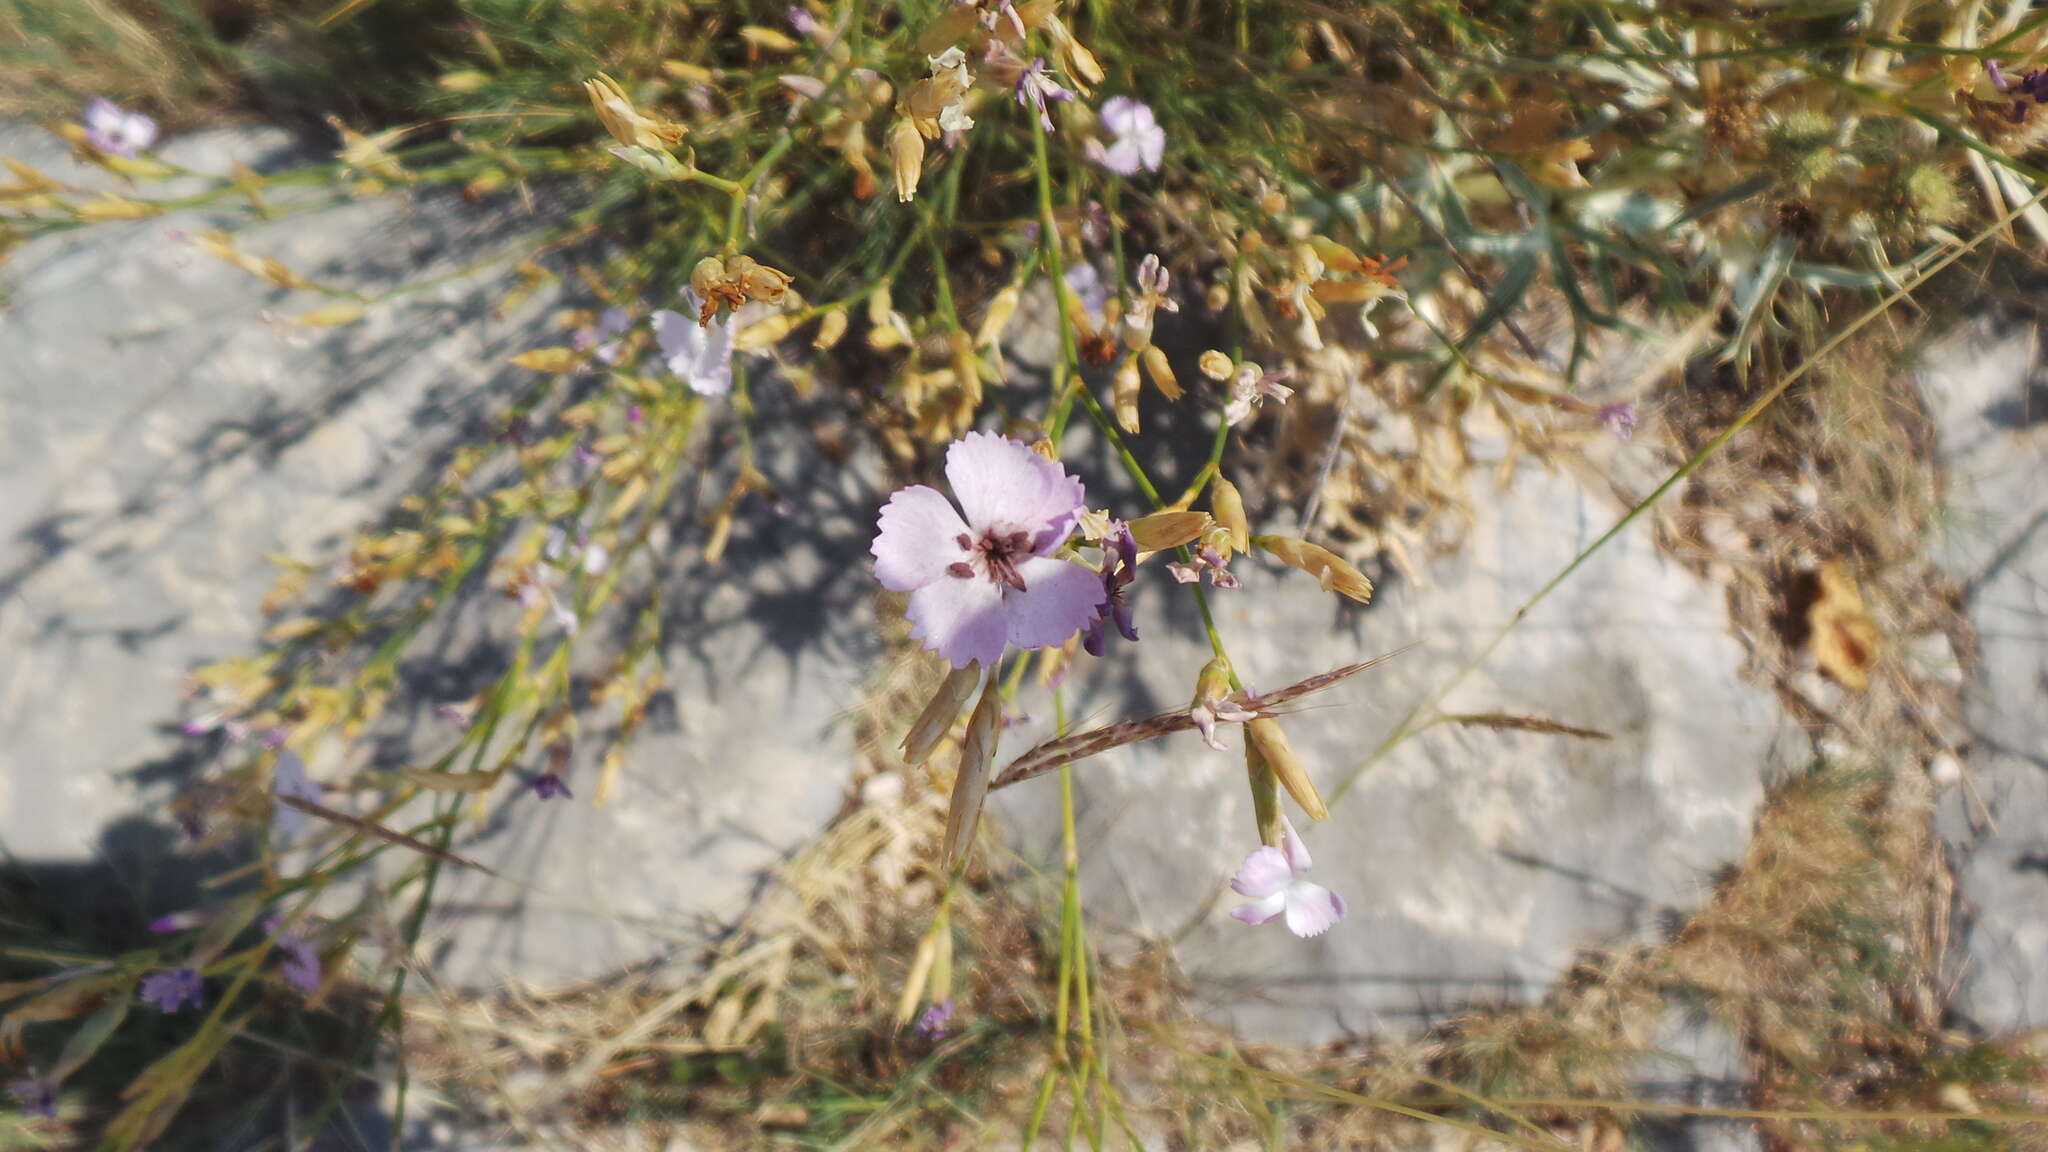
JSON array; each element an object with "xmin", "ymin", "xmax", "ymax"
[
  {"xmin": 889, "ymin": 117, "xmax": 925, "ymax": 202},
  {"xmin": 736, "ymin": 259, "xmax": 793, "ymax": 304},
  {"xmin": 733, "ymin": 312, "xmax": 798, "ymax": 351},
  {"xmin": 1308, "ymin": 234, "xmax": 1363, "ymax": 273},
  {"xmin": 1246, "ymin": 717, "xmax": 1327, "ymax": 821},
  {"xmin": 690, "ymin": 256, "xmax": 726, "ymax": 301},
  {"xmin": 1211, "ymin": 476, "xmax": 1250, "ymax": 554},
  {"xmin": 1198, "ymin": 349, "xmax": 1235, "ymax": 381},
  {"xmin": 1140, "ymin": 344, "xmax": 1181, "ymax": 400},
  {"xmin": 950, "ymin": 330, "xmax": 982, "ymax": 406},
  {"xmin": 1113, "ymin": 354, "xmax": 1142, "ymax": 433},
  {"xmin": 975, "ymin": 285, "xmax": 1021, "ymax": 348},
  {"xmin": 1194, "ymin": 655, "xmax": 1234, "ymax": 708},
  {"xmin": 1128, "ymin": 510, "xmax": 1211, "ymax": 551},
  {"xmin": 1255, "ymin": 535, "xmax": 1373, "ymax": 604},
  {"xmin": 813, "ymin": 307, "xmax": 849, "ymax": 349}
]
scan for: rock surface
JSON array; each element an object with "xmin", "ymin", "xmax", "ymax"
[
  {"xmin": 993, "ymin": 406, "xmax": 1803, "ymax": 1045},
  {"xmin": 1922, "ymin": 319, "xmax": 2048, "ymax": 1037},
  {"xmin": 0, "ymin": 122, "xmax": 871, "ymax": 985}
]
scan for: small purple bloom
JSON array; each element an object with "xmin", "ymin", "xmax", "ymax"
[
  {"xmin": 787, "ymin": 4, "xmax": 818, "ymax": 36},
  {"xmin": 915, "ymin": 1000, "xmax": 954, "ymax": 1038},
  {"xmin": 1081, "ymin": 520, "xmax": 1139, "ymax": 657},
  {"xmin": 1596, "ymin": 401, "xmax": 1637, "ymax": 440},
  {"xmin": 139, "ymin": 968, "xmax": 203, "ymax": 1014},
  {"xmin": 1223, "ymin": 363, "xmax": 1294, "ymax": 426},
  {"xmin": 1167, "ymin": 545, "xmax": 1238, "ymax": 589},
  {"xmin": 1989, "ymin": 60, "xmax": 2012, "ymax": 93},
  {"xmin": 571, "ymin": 307, "xmax": 632, "ymax": 365},
  {"xmin": 83, "ymin": 98, "xmax": 158, "ymax": 158},
  {"xmin": 8, "ymin": 1073, "xmax": 56, "ymax": 1119},
  {"xmin": 652, "ymin": 292, "xmax": 734, "ymax": 397},
  {"xmin": 265, "ymin": 916, "xmax": 321, "ymax": 995},
  {"xmin": 871, "ymin": 433, "xmax": 1105, "ymax": 669},
  {"xmin": 530, "ymin": 772, "xmax": 572, "ymax": 800},
  {"xmin": 1013, "ymin": 57, "xmax": 1074, "ymax": 132},
  {"xmin": 1229, "ymin": 816, "xmax": 1346, "ymax": 938},
  {"xmin": 1087, "ymin": 97, "xmax": 1164, "ymax": 176},
  {"xmin": 271, "ymin": 749, "xmax": 321, "ymax": 844},
  {"xmin": 626, "ymin": 404, "xmax": 644, "ymax": 424}
]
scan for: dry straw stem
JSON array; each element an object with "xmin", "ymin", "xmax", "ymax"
[
  {"xmin": 990, "ymin": 654, "xmax": 1399, "ymax": 791},
  {"xmin": 1331, "ymin": 182, "xmax": 2048, "ymax": 805}
]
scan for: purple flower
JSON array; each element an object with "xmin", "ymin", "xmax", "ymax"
[
  {"xmin": 1064, "ymin": 263, "xmax": 1108, "ymax": 329},
  {"xmin": 1596, "ymin": 401, "xmax": 1637, "ymax": 440},
  {"xmin": 626, "ymin": 404, "xmax": 644, "ymax": 424},
  {"xmin": 1087, "ymin": 97, "xmax": 1164, "ymax": 176},
  {"xmin": 1229, "ymin": 816, "xmax": 1346, "ymax": 938},
  {"xmin": 571, "ymin": 307, "xmax": 632, "ymax": 365},
  {"xmin": 271, "ymin": 750, "xmax": 321, "ymax": 844},
  {"xmin": 787, "ymin": 4, "xmax": 818, "ymax": 37},
  {"xmin": 652, "ymin": 292, "xmax": 734, "ymax": 397},
  {"xmin": 1013, "ymin": 57, "xmax": 1074, "ymax": 131},
  {"xmin": 1081, "ymin": 521, "xmax": 1139, "ymax": 657},
  {"xmin": 915, "ymin": 1000, "xmax": 955, "ymax": 1038},
  {"xmin": 530, "ymin": 772, "xmax": 572, "ymax": 800},
  {"xmin": 265, "ymin": 916, "xmax": 321, "ymax": 996},
  {"xmin": 139, "ymin": 968, "xmax": 203, "ymax": 1014},
  {"xmin": 83, "ymin": 98, "xmax": 158, "ymax": 158},
  {"xmin": 871, "ymin": 433, "xmax": 1105, "ymax": 669},
  {"xmin": 1989, "ymin": 59, "xmax": 2012, "ymax": 93},
  {"xmin": 8, "ymin": 1072, "xmax": 56, "ymax": 1119}
]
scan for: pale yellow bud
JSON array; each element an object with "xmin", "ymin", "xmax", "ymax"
[
  {"xmin": 812, "ymin": 308, "xmax": 849, "ymax": 349},
  {"xmin": 1140, "ymin": 344, "xmax": 1182, "ymax": 401},
  {"xmin": 889, "ymin": 117, "xmax": 925, "ymax": 202},
  {"xmin": 902, "ymin": 662, "xmax": 982, "ymax": 766},
  {"xmin": 733, "ymin": 312, "xmax": 799, "ymax": 351},
  {"xmin": 690, "ymin": 256, "xmax": 726, "ymax": 302},
  {"xmin": 583, "ymin": 74, "xmax": 684, "ymax": 151},
  {"xmin": 1113, "ymin": 354, "xmax": 1142, "ymax": 434},
  {"xmin": 949, "ymin": 330, "xmax": 982, "ymax": 406},
  {"xmin": 1194, "ymin": 656, "xmax": 1235, "ymax": 708},
  {"xmin": 1255, "ymin": 535, "xmax": 1373, "ymax": 604},
  {"xmin": 1212, "ymin": 476, "xmax": 1250, "ymax": 554},
  {"xmin": 1198, "ymin": 349, "xmax": 1235, "ymax": 381},
  {"xmin": 975, "ymin": 285, "xmax": 1021, "ymax": 348}
]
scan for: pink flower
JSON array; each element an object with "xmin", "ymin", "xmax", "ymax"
[
  {"xmin": 872, "ymin": 433, "xmax": 1106, "ymax": 669},
  {"xmin": 1223, "ymin": 363, "xmax": 1293, "ymax": 426},
  {"xmin": 1190, "ymin": 689, "xmax": 1257, "ymax": 752},
  {"xmin": 1229, "ymin": 816, "xmax": 1346, "ymax": 938},
  {"xmin": 83, "ymin": 98, "xmax": 158, "ymax": 158},
  {"xmin": 1596, "ymin": 402, "xmax": 1637, "ymax": 440},
  {"xmin": 1087, "ymin": 97, "xmax": 1163, "ymax": 176},
  {"xmin": 1167, "ymin": 544, "xmax": 1238, "ymax": 589}
]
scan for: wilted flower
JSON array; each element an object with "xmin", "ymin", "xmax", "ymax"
[
  {"xmin": 871, "ymin": 433, "xmax": 1105, "ymax": 669},
  {"xmin": 907, "ymin": 47, "xmax": 975, "ymax": 139},
  {"xmin": 1087, "ymin": 96, "xmax": 1164, "ymax": 176},
  {"xmin": 1223, "ymin": 361, "xmax": 1294, "ymax": 425},
  {"xmin": 83, "ymin": 98, "xmax": 158, "ymax": 158},
  {"xmin": 265, "ymin": 916, "xmax": 321, "ymax": 995},
  {"xmin": 1167, "ymin": 543, "xmax": 1238, "ymax": 589},
  {"xmin": 688, "ymin": 254, "xmax": 793, "ymax": 320},
  {"xmin": 652, "ymin": 292, "xmax": 734, "ymax": 396},
  {"xmin": 889, "ymin": 116, "xmax": 925, "ymax": 201},
  {"xmin": 1081, "ymin": 519, "xmax": 1138, "ymax": 657},
  {"xmin": 1122, "ymin": 254, "xmax": 1179, "ymax": 348},
  {"xmin": 8, "ymin": 1072, "xmax": 56, "ymax": 1119},
  {"xmin": 984, "ymin": 42, "xmax": 1072, "ymax": 131},
  {"xmin": 139, "ymin": 968, "xmax": 203, "ymax": 1014},
  {"xmin": 1189, "ymin": 657, "xmax": 1256, "ymax": 751},
  {"xmin": 572, "ymin": 307, "xmax": 632, "ymax": 365},
  {"xmin": 1597, "ymin": 401, "xmax": 1637, "ymax": 439},
  {"xmin": 583, "ymin": 74, "xmax": 685, "ymax": 151},
  {"xmin": 1230, "ymin": 815, "xmax": 1346, "ymax": 937},
  {"xmin": 531, "ymin": 772, "xmax": 573, "ymax": 800}
]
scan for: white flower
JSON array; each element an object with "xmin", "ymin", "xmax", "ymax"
[
  {"xmin": 1229, "ymin": 816, "xmax": 1346, "ymax": 938},
  {"xmin": 652, "ymin": 290, "xmax": 734, "ymax": 396},
  {"xmin": 1087, "ymin": 97, "xmax": 1164, "ymax": 176}
]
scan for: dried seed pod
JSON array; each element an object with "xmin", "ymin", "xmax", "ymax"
[
  {"xmin": 1255, "ymin": 535, "xmax": 1373, "ymax": 604},
  {"xmin": 1112, "ymin": 354, "xmax": 1142, "ymax": 434},
  {"xmin": 1245, "ymin": 717, "xmax": 1327, "ymax": 821},
  {"xmin": 1128, "ymin": 510, "xmax": 1211, "ymax": 552},
  {"xmin": 940, "ymin": 676, "xmax": 1003, "ymax": 871}
]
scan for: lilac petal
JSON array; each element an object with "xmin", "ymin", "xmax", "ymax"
[
  {"xmin": 1192, "ymin": 704, "xmax": 1228, "ymax": 751},
  {"xmin": 1279, "ymin": 813, "xmax": 1312, "ymax": 873},
  {"xmin": 1230, "ymin": 845, "xmax": 1292, "ymax": 900},
  {"xmin": 272, "ymin": 750, "xmax": 318, "ymax": 843},
  {"xmin": 943, "ymin": 432, "xmax": 1084, "ymax": 544},
  {"xmin": 1111, "ymin": 598, "xmax": 1138, "ymax": 642},
  {"xmin": 654, "ymin": 305, "xmax": 733, "ymax": 396},
  {"xmin": 1099, "ymin": 96, "xmax": 1142, "ymax": 136},
  {"xmin": 1098, "ymin": 137, "xmax": 1145, "ymax": 177},
  {"xmin": 1167, "ymin": 562, "xmax": 1201, "ymax": 584},
  {"xmin": 872, "ymin": 485, "xmax": 972, "ymax": 592},
  {"xmin": 85, "ymin": 98, "xmax": 121, "ymax": 135},
  {"xmin": 1230, "ymin": 892, "xmax": 1286, "ymax": 926},
  {"xmin": 1003, "ymin": 555, "xmax": 1106, "ymax": 650},
  {"xmin": 1136, "ymin": 123, "xmax": 1165, "ymax": 172},
  {"xmin": 906, "ymin": 576, "xmax": 1009, "ymax": 669},
  {"xmin": 1282, "ymin": 882, "xmax": 1346, "ymax": 938},
  {"xmin": 597, "ymin": 307, "xmax": 631, "ymax": 338}
]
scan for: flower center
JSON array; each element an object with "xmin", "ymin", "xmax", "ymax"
[{"xmin": 947, "ymin": 529, "xmax": 1033, "ymax": 592}]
